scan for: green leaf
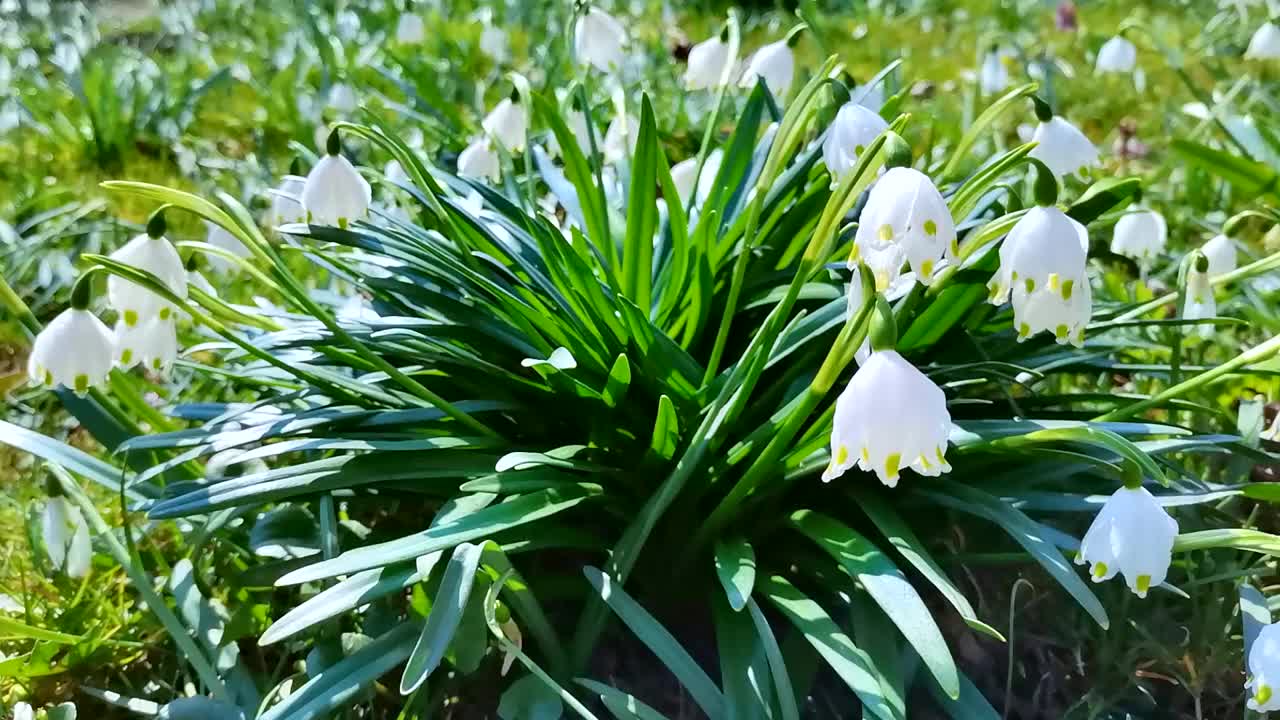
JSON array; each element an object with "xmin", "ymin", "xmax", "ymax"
[
  {"xmin": 499, "ymin": 675, "xmax": 563, "ymax": 720},
  {"xmin": 760, "ymin": 574, "xmax": 902, "ymax": 720},
  {"xmin": 582, "ymin": 567, "xmax": 726, "ymax": 720},
  {"xmin": 1241, "ymin": 583, "xmax": 1270, "ymax": 660},
  {"xmin": 713, "ymin": 538, "xmax": 756, "ymax": 612},
  {"xmin": 712, "ymin": 596, "xmax": 773, "ymax": 720},
  {"xmin": 277, "ymin": 487, "xmax": 596, "ymax": 585},
  {"xmin": 602, "ymin": 355, "xmax": 632, "ymax": 408},
  {"xmin": 940, "ymin": 83, "xmax": 1038, "ymax": 180},
  {"xmin": 0, "ymin": 419, "xmax": 152, "ymax": 499},
  {"xmin": 400, "ymin": 542, "xmax": 485, "ymax": 694},
  {"xmin": 745, "ymin": 599, "xmax": 800, "ymax": 720},
  {"xmin": 927, "ymin": 671, "xmax": 1000, "ymax": 720},
  {"xmin": 1171, "ymin": 139, "xmax": 1280, "ymax": 202},
  {"xmin": 0, "ymin": 616, "xmax": 82, "ymax": 644},
  {"xmin": 575, "ymin": 678, "xmax": 671, "ymax": 720},
  {"xmin": 650, "ymin": 395, "xmax": 679, "ymax": 461},
  {"xmin": 622, "ymin": 95, "xmax": 660, "ymax": 311},
  {"xmin": 1173, "ymin": 529, "xmax": 1280, "ymax": 556},
  {"xmin": 789, "ymin": 510, "xmax": 959, "ymax": 699},
  {"xmin": 532, "ymin": 92, "xmax": 611, "ymax": 263},
  {"xmin": 1067, "ymin": 177, "xmax": 1141, "ymax": 225}
]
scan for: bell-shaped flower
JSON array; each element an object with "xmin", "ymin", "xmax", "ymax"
[
  {"xmin": 270, "ymin": 174, "xmax": 307, "ymax": 227},
  {"xmin": 574, "ymin": 6, "xmax": 628, "ymax": 73},
  {"xmin": 28, "ymin": 307, "xmax": 115, "ymax": 394},
  {"xmin": 823, "ymin": 349, "xmax": 952, "ymax": 487},
  {"xmin": 1110, "ymin": 205, "xmax": 1167, "ymax": 270},
  {"xmin": 670, "ymin": 157, "xmax": 701, "ymax": 207},
  {"xmin": 1075, "ymin": 486, "xmax": 1177, "ymax": 597},
  {"xmin": 482, "ymin": 96, "xmax": 528, "ymax": 153},
  {"xmin": 979, "ymin": 47, "xmax": 1010, "ymax": 94},
  {"xmin": 115, "ymin": 315, "xmax": 179, "ymax": 372},
  {"xmin": 738, "ymin": 39, "xmax": 794, "ymax": 98},
  {"xmin": 1201, "ymin": 233, "xmax": 1237, "ymax": 278},
  {"xmin": 1248, "ymin": 623, "xmax": 1280, "ymax": 712},
  {"xmin": 989, "ymin": 205, "xmax": 1092, "ymax": 346},
  {"xmin": 822, "ymin": 103, "xmax": 889, "ymax": 180},
  {"xmin": 1095, "ymin": 35, "xmax": 1137, "ymax": 73},
  {"xmin": 203, "ymin": 221, "xmax": 250, "ymax": 274},
  {"xmin": 301, "ymin": 130, "xmax": 372, "ymax": 228},
  {"xmin": 548, "ymin": 106, "xmax": 594, "ymax": 159},
  {"xmin": 42, "ymin": 495, "xmax": 91, "ymax": 578},
  {"xmin": 327, "ymin": 82, "xmax": 358, "ymax": 113},
  {"xmin": 604, "ymin": 113, "xmax": 640, "ymax": 164},
  {"xmin": 685, "ymin": 31, "xmax": 732, "ymax": 90},
  {"xmin": 458, "ymin": 136, "xmax": 501, "ymax": 182},
  {"xmin": 850, "ymin": 167, "xmax": 955, "ymax": 288},
  {"xmin": 1029, "ymin": 116, "xmax": 1100, "ymax": 180},
  {"xmin": 480, "ymin": 24, "xmax": 509, "ymax": 62},
  {"xmin": 395, "ymin": 14, "xmax": 425, "ymax": 44},
  {"xmin": 1246, "ymin": 22, "xmax": 1280, "ymax": 60},
  {"xmin": 107, "ymin": 218, "xmax": 188, "ymax": 325},
  {"xmin": 13, "ymin": 704, "xmax": 33, "ymax": 720},
  {"xmin": 1183, "ymin": 262, "xmax": 1216, "ymax": 340}
]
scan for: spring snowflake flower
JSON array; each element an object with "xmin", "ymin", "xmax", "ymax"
[
  {"xmin": 480, "ymin": 24, "xmax": 509, "ymax": 62},
  {"xmin": 270, "ymin": 173, "xmax": 307, "ymax": 226},
  {"xmin": 1246, "ymin": 21, "xmax": 1280, "ymax": 60},
  {"xmin": 482, "ymin": 96, "xmax": 528, "ymax": 153},
  {"xmin": 739, "ymin": 39, "xmax": 795, "ymax": 98},
  {"xmin": 1110, "ymin": 205, "xmax": 1167, "ymax": 270},
  {"xmin": 107, "ymin": 215, "xmax": 188, "ymax": 325},
  {"xmin": 603, "ymin": 113, "xmax": 640, "ymax": 164},
  {"xmin": 1096, "ymin": 35, "xmax": 1137, "ymax": 73},
  {"xmin": 327, "ymin": 82, "xmax": 358, "ymax": 113},
  {"xmin": 458, "ymin": 136, "xmax": 501, "ymax": 182},
  {"xmin": 1075, "ymin": 486, "xmax": 1177, "ymax": 598},
  {"xmin": 1249, "ymin": 624, "xmax": 1280, "ymax": 712},
  {"xmin": 548, "ymin": 105, "xmax": 593, "ymax": 159},
  {"xmin": 574, "ymin": 6, "xmax": 628, "ymax": 73},
  {"xmin": 823, "ymin": 349, "xmax": 952, "ymax": 487},
  {"xmin": 13, "ymin": 704, "xmax": 33, "ymax": 720},
  {"xmin": 302, "ymin": 130, "xmax": 372, "ymax": 228},
  {"xmin": 1201, "ymin": 233, "xmax": 1237, "ymax": 278},
  {"xmin": 203, "ymin": 221, "xmax": 250, "ymax": 274},
  {"xmin": 28, "ymin": 307, "xmax": 115, "ymax": 394},
  {"xmin": 989, "ymin": 205, "xmax": 1092, "ymax": 346},
  {"xmin": 979, "ymin": 46, "xmax": 1010, "ymax": 94},
  {"xmin": 1028, "ymin": 104, "xmax": 1100, "ymax": 180},
  {"xmin": 395, "ymin": 14, "xmax": 425, "ymax": 44},
  {"xmin": 822, "ymin": 103, "xmax": 889, "ymax": 180},
  {"xmin": 1183, "ymin": 261, "xmax": 1216, "ymax": 340},
  {"xmin": 115, "ymin": 315, "xmax": 179, "ymax": 372},
  {"xmin": 850, "ymin": 167, "xmax": 955, "ymax": 288},
  {"xmin": 685, "ymin": 31, "xmax": 731, "ymax": 90},
  {"xmin": 42, "ymin": 495, "xmax": 91, "ymax": 578}
]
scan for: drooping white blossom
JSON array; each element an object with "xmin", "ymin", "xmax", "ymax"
[
  {"xmin": 480, "ymin": 23, "xmax": 509, "ymax": 62},
  {"xmin": 1029, "ymin": 116, "xmax": 1100, "ymax": 180},
  {"xmin": 301, "ymin": 133, "xmax": 372, "ymax": 228},
  {"xmin": 327, "ymin": 82, "xmax": 358, "ymax": 113},
  {"xmin": 548, "ymin": 107, "xmax": 594, "ymax": 159},
  {"xmin": 1110, "ymin": 206, "xmax": 1167, "ymax": 269},
  {"xmin": 1246, "ymin": 22, "xmax": 1280, "ymax": 60},
  {"xmin": 979, "ymin": 47, "xmax": 1011, "ymax": 94},
  {"xmin": 1201, "ymin": 234, "xmax": 1238, "ymax": 278},
  {"xmin": 203, "ymin": 221, "xmax": 250, "ymax": 274},
  {"xmin": 42, "ymin": 496, "xmax": 91, "ymax": 578},
  {"xmin": 603, "ymin": 113, "xmax": 640, "ymax": 165},
  {"xmin": 107, "ymin": 231, "xmax": 188, "ymax": 325},
  {"xmin": 1183, "ymin": 263, "xmax": 1216, "ymax": 340},
  {"xmin": 482, "ymin": 97, "xmax": 528, "ymax": 153},
  {"xmin": 270, "ymin": 174, "xmax": 307, "ymax": 227},
  {"xmin": 1075, "ymin": 486, "xmax": 1177, "ymax": 598},
  {"xmin": 822, "ymin": 102, "xmax": 889, "ymax": 180},
  {"xmin": 114, "ymin": 315, "xmax": 179, "ymax": 372},
  {"xmin": 395, "ymin": 14, "xmax": 425, "ymax": 44},
  {"xmin": 990, "ymin": 205, "xmax": 1092, "ymax": 346},
  {"xmin": 850, "ymin": 167, "xmax": 955, "ymax": 288},
  {"xmin": 574, "ymin": 6, "xmax": 628, "ymax": 73},
  {"xmin": 685, "ymin": 32, "xmax": 732, "ymax": 90},
  {"xmin": 1248, "ymin": 623, "xmax": 1280, "ymax": 712},
  {"xmin": 458, "ymin": 136, "xmax": 501, "ymax": 182},
  {"xmin": 738, "ymin": 39, "xmax": 795, "ymax": 98},
  {"xmin": 823, "ymin": 349, "xmax": 952, "ymax": 487},
  {"xmin": 1096, "ymin": 35, "xmax": 1137, "ymax": 73},
  {"xmin": 27, "ymin": 309, "xmax": 114, "ymax": 394}
]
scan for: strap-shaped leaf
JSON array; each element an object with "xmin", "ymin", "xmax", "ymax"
[
  {"xmin": 713, "ymin": 538, "xmax": 756, "ymax": 612},
  {"xmin": 400, "ymin": 542, "xmax": 485, "ymax": 694}
]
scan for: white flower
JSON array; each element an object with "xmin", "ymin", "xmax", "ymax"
[
  {"xmin": 822, "ymin": 103, "xmax": 889, "ymax": 180},
  {"xmin": 13, "ymin": 703, "xmax": 33, "ymax": 720},
  {"xmin": 850, "ymin": 167, "xmax": 955, "ymax": 288},
  {"xmin": 603, "ymin": 113, "xmax": 640, "ymax": 164},
  {"xmin": 1096, "ymin": 35, "xmax": 1137, "ymax": 73},
  {"xmin": 203, "ymin": 221, "xmax": 250, "ymax": 274},
  {"xmin": 480, "ymin": 23, "xmax": 509, "ymax": 62},
  {"xmin": 739, "ymin": 40, "xmax": 794, "ymax": 98},
  {"xmin": 482, "ymin": 97, "xmax": 528, "ymax": 153},
  {"xmin": 1029, "ymin": 117, "xmax": 1100, "ymax": 180},
  {"xmin": 114, "ymin": 316, "xmax": 179, "ymax": 372},
  {"xmin": 823, "ymin": 349, "xmax": 951, "ymax": 487},
  {"xmin": 42, "ymin": 496, "xmax": 91, "ymax": 578},
  {"xmin": 395, "ymin": 14, "xmax": 425, "ymax": 44},
  {"xmin": 979, "ymin": 48, "xmax": 1010, "ymax": 94},
  {"xmin": 270, "ymin": 174, "xmax": 307, "ymax": 226},
  {"xmin": 1183, "ymin": 263, "xmax": 1216, "ymax": 340},
  {"xmin": 989, "ymin": 205, "xmax": 1092, "ymax": 346},
  {"xmin": 458, "ymin": 136, "xmax": 501, "ymax": 182},
  {"xmin": 327, "ymin": 82, "xmax": 358, "ymax": 113},
  {"xmin": 188, "ymin": 268, "xmax": 216, "ymax": 297},
  {"xmin": 384, "ymin": 159, "xmax": 411, "ymax": 188},
  {"xmin": 696, "ymin": 148, "xmax": 723, "ymax": 206},
  {"xmin": 107, "ymin": 231, "xmax": 187, "ymax": 325},
  {"xmin": 685, "ymin": 33, "xmax": 732, "ymax": 90},
  {"xmin": 574, "ymin": 6, "xmax": 628, "ymax": 73},
  {"xmin": 1248, "ymin": 623, "xmax": 1280, "ymax": 712},
  {"xmin": 28, "ymin": 309, "xmax": 116, "ymax": 393},
  {"xmin": 1110, "ymin": 206, "xmax": 1167, "ymax": 269},
  {"xmin": 548, "ymin": 107, "xmax": 594, "ymax": 159},
  {"xmin": 302, "ymin": 133, "xmax": 372, "ymax": 228},
  {"xmin": 1075, "ymin": 486, "xmax": 1177, "ymax": 597},
  {"xmin": 1201, "ymin": 233, "xmax": 1237, "ymax": 278},
  {"xmin": 670, "ymin": 157, "xmax": 701, "ymax": 207},
  {"xmin": 1246, "ymin": 22, "xmax": 1280, "ymax": 60}
]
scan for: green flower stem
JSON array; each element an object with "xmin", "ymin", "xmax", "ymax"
[
  {"xmin": 1095, "ymin": 332, "xmax": 1280, "ymax": 422},
  {"xmin": 1112, "ymin": 246, "xmax": 1280, "ymax": 322},
  {"xmin": 175, "ymin": 240, "xmax": 286, "ymax": 297},
  {"xmin": 47, "ymin": 463, "xmax": 232, "ymax": 704}
]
